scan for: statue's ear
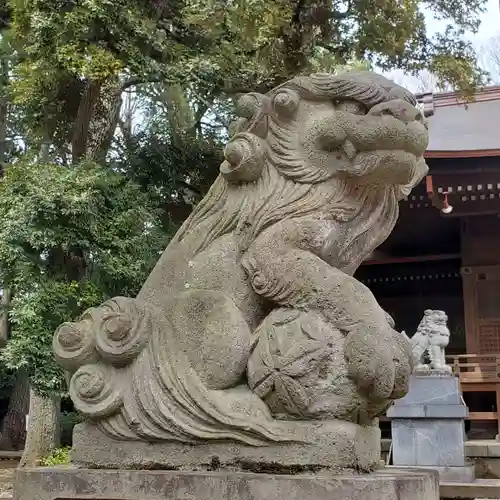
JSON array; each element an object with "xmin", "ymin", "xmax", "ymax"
[
  {"xmin": 270, "ymin": 88, "xmax": 301, "ymax": 119},
  {"xmin": 221, "ymin": 92, "xmax": 270, "ymax": 184},
  {"xmin": 219, "ymin": 133, "xmax": 265, "ymax": 184},
  {"xmin": 233, "ymin": 92, "xmax": 270, "ymax": 139}
]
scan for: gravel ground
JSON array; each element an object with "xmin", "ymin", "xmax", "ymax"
[{"xmin": 0, "ymin": 467, "xmax": 12, "ymax": 498}]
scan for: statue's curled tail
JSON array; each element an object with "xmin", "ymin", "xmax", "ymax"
[{"xmin": 53, "ymin": 296, "xmax": 299, "ymax": 446}]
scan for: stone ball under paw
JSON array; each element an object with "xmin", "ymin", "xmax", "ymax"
[{"xmin": 247, "ymin": 307, "xmax": 390, "ymax": 424}]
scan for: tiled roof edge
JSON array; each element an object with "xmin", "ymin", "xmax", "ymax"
[
  {"xmin": 415, "ymin": 86, "xmax": 500, "ymax": 112},
  {"xmin": 433, "ymin": 86, "xmax": 500, "ymax": 108}
]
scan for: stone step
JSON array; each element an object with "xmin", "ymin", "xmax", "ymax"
[
  {"xmin": 0, "ymin": 452, "xmax": 22, "ymax": 460},
  {"xmin": 441, "ymin": 479, "xmax": 500, "ymax": 498}
]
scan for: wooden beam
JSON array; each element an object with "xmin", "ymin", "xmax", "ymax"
[
  {"xmin": 362, "ymin": 253, "xmax": 460, "ymax": 266},
  {"xmin": 425, "ymin": 149, "xmax": 500, "ymax": 158},
  {"xmin": 466, "ymin": 412, "xmax": 498, "ymax": 420}
]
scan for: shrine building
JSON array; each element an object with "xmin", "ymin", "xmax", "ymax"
[{"xmin": 356, "ymin": 85, "xmax": 500, "ymax": 437}]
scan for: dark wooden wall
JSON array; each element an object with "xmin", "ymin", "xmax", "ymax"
[
  {"xmin": 461, "ymin": 215, "xmax": 500, "ymax": 353},
  {"xmin": 356, "ymin": 260, "xmax": 466, "ymax": 353}
]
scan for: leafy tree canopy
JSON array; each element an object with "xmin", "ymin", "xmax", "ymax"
[
  {"xmin": 0, "ymin": 160, "xmax": 168, "ymax": 393},
  {"xmin": 180, "ymin": 0, "xmax": 488, "ymax": 94},
  {"xmin": 3, "ymin": 0, "xmax": 488, "ymax": 150}
]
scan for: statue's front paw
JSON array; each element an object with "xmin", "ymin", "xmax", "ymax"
[{"xmin": 344, "ymin": 324, "xmax": 412, "ymax": 402}]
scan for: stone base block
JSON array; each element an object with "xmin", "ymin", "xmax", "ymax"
[
  {"xmin": 387, "ymin": 463, "xmax": 475, "ymax": 482},
  {"xmin": 389, "ymin": 374, "xmax": 467, "ymax": 468},
  {"xmin": 390, "ymin": 374, "xmax": 462, "ymax": 406},
  {"xmin": 13, "ymin": 467, "xmax": 440, "ymax": 500},
  {"xmin": 70, "ymin": 421, "xmax": 381, "ymax": 471},
  {"xmin": 391, "ymin": 418, "xmax": 467, "ymax": 466}
]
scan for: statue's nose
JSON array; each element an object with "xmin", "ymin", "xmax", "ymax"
[{"xmin": 369, "ymin": 99, "xmax": 423, "ymax": 124}]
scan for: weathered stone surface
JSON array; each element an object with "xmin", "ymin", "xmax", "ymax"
[
  {"xmin": 390, "ymin": 374, "xmax": 462, "ymax": 406},
  {"xmin": 387, "ymin": 403, "xmax": 467, "ymax": 418},
  {"xmin": 388, "ymin": 463, "xmax": 475, "ymax": 482},
  {"xmin": 13, "ymin": 467, "xmax": 440, "ymax": 500},
  {"xmin": 71, "ymin": 420, "xmax": 380, "ymax": 470},
  {"xmin": 52, "ymin": 71, "xmax": 429, "ymax": 470},
  {"xmin": 441, "ymin": 478, "xmax": 500, "ymax": 499},
  {"xmin": 391, "ymin": 419, "xmax": 467, "ymax": 467}
]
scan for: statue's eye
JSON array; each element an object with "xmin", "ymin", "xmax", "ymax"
[{"xmin": 335, "ymin": 100, "xmax": 366, "ymax": 115}]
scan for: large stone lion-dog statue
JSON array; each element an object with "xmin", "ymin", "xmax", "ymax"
[{"xmin": 53, "ymin": 71, "xmax": 429, "ymax": 471}]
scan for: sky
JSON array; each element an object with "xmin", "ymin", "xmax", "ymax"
[
  {"xmin": 425, "ymin": 0, "xmax": 500, "ymax": 44},
  {"xmin": 474, "ymin": 0, "xmax": 500, "ymax": 41},
  {"xmin": 386, "ymin": 0, "xmax": 500, "ymax": 91}
]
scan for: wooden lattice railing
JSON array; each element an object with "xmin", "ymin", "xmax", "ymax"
[
  {"xmin": 446, "ymin": 353, "xmax": 500, "ymax": 384},
  {"xmin": 447, "ymin": 354, "xmax": 500, "ymax": 425}
]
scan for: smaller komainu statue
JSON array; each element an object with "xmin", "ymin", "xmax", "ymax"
[
  {"xmin": 409, "ymin": 309, "xmax": 452, "ymax": 373},
  {"xmin": 53, "ymin": 71, "xmax": 429, "ymax": 472}
]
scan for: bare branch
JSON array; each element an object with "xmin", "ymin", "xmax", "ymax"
[
  {"xmin": 190, "ymin": 90, "xmax": 218, "ymax": 131},
  {"xmin": 121, "ymin": 75, "xmax": 163, "ymax": 91},
  {"xmin": 479, "ymin": 33, "xmax": 500, "ymax": 85}
]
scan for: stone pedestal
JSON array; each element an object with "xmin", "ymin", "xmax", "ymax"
[
  {"xmin": 13, "ymin": 467, "xmax": 439, "ymax": 500},
  {"xmin": 387, "ymin": 372, "xmax": 473, "ymax": 482},
  {"xmin": 69, "ymin": 420, "xmax": 381, "ymax": 471}
]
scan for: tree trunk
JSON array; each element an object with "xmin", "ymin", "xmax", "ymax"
[
  {"xmin": 0, "ymin": 369, "xmax": 29, "ymax": 450},
  {"xmin": 19, "ymin": 388, "xmax": 60, "ymax": 467},
  {"xmin": 0, "ymin": 54, "xmax": 9, "ymax": 347},
  {"xmin": 71, "ymin": 79, "xmax": 102, "ymax": 162},
  {"xmin": 86, "ymin": 76, "xmax": 123, "ymax": 163},
  {"xmin": 0, "ymin": 287, "xmax": 11, "ymax": 346}
]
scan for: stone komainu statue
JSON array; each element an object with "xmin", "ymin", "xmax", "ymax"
[
  {"xmin": 410, "ymin": 309, "xmax": 452, "ymax": 373},
  {"xmin": 53, "ymin": 72, "xmax": 429, "ymax": 470}
]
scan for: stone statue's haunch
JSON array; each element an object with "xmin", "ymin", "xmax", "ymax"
[{"xmin": 53, "ymin": 72, "xmax": 429, "ymax": 471}]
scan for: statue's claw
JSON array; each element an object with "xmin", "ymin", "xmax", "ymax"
[{"xmin": 344, "ymin": 324, "xmax": 412, "ymax": 401}]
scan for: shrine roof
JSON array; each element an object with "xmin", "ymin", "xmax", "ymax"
[{"xmin": 419, "ymin": 86, "xmax": 500, "ymax": 158}]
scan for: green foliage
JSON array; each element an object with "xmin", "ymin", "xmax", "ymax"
[
  {"xmin": 4, "ymin": 0, "xmax": 490, "ymax": 142},
  {"xmin": 0, "ymin": 160, "xmax": 168, "ymax": 394},
  {"xmin": 2, "ymin": 280, "xmax": 101, "ymax": 393},
  {"xmin": 0, "ymin": 161, "xmax": 165, "ymax": 286},
  {"xmin": 39, "ymin": 446, "xmax": 70, "ymax": 466},
  {"xmin": 6, "ymin": 0, "xmax": 194, "ymax": 143},
  {"xmin": 182, "ymin": 0, "xmax": 488, "ymax": 92},
  {"xmin": 116, "ymin": 129, "xmax": 223, "ymax": 226}
]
